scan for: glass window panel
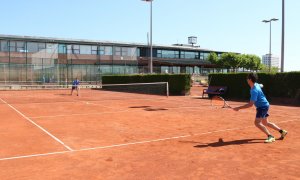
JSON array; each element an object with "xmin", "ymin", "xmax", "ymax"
[
  {"xmin": 128, "ymin": 47, "xmax": 136, "ymax": 57},
  {"xmin": 16, "ymin": 41, "xmax": 26, "ymax": 52},
  {"xmin": 80, "ymin": 45, "xmax": 92, "ymax": 54},
  {"xmin": 16, "ymin": 41, "xmax": 25, "ymax": 48},
  {"xmin": 104, "ymin": 46, "xmax": 112, "ymax": 55},
  {"xmin": 137, "ymin": 48, "xmax": 140, "ymax": 56},
  {"xmin": 200, "ymin": 52, "xmax": 204, "ymax": 60},
  {"xmin": 91, "ymin": 46, "xmax": 98, "ymax": 51},
  {"xmin": 67, "ymin": 45, "xmax": 72, "ymax": 54},
  {"xmin": 73, "ymin": 49, "xmax": 80, "ymax": 54},
  {"xmin": 9, "ymin": 41, "xmax": 16, "ymax": 52},
  {"xmin": 58, "ymin": 44, "xmax": 66, "ymax": 54},
  {"xmin": 38, "ymin": 43, "xmax": 46, "ymax": 50},
  {"xmin": 27, "ymin": 42, "xmax": 39, "ymax": 52},
  {"xmin": 72, "ymin": 45, "xmax": 80, "ymax": 54},
  {"xmin": 181, "ymin": 51, "xmax": 185, "ymax": 58},
  {"xmin": 99, "ymin": 46, "xmax": 105, "ymax": 55},
  {"xmin": 114, "ymin": 47, "xmax": 121, "ymax": 56},
  {"xmin": 17, "ymin": 47, "xmax": 25, "ymax": 52},
  {"xmin": 181, "ymin": 51, "xmax": 199, "ymax": 59},
  {"xmin": 157, "ymin": 49, "xmax": 162, "ymax": 57},
  {"xmin": 46, "ymin": 43, "xmax": 58, "ymax": 54},
  {"xmin": 121, "ymin": 47, "xmax": 128, "ymax": 56},
  {"xmin": 0, "ymin": 41, "xmax": 9, "ymax": 51},
  {"xmin": 73, "ymin": 45, "xmax": 80, "ymax": 49},
  {"xmin": 203, "ymin": 52, "xmax": 209, "ymax": 60},
  {"xmin": 161, "ymin": 50, "xmax": 179, "ymax": 59}
]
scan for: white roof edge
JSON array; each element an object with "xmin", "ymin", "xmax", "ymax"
[{"xmin": 0, "ymin": 34, "xmax": 228, "ymax": 52}]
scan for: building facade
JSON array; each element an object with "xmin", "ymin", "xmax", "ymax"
[
  {"xmin": 0, "ymin": 34, "xmax": 226, "ymax": 84},
  {"xmin": 262, "ymin": 54, "xmax": 280, "ymax": 70}
]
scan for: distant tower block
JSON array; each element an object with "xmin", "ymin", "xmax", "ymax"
[{"xmin": 188, "ymin": 36, "xmax": 197, "ymax": 46}]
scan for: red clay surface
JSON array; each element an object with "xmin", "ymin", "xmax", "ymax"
[{"xmin": 0, "ymin": 86, "xmax": 299, "ymax": 179}]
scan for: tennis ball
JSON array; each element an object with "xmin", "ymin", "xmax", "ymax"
[{"xmin": 259, "ymin": 84, "xmax": 264, "ymax": 88}]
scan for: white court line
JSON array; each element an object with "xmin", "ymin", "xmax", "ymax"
[
  {"xmin": 0, "ymin": 98, "xmax": 73, "ymax": 151},
  {"xmin": 82, "ymin": 101, "xmax": 118, "ymax": 109},
  {"xmin": 0, "ymin": 119, "xmax": 297, "ymax": 161},
  {"xmin": 29, "ymin": 109, "xmax": 131, "ymax": 119}
]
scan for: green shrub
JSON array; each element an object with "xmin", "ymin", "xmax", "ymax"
[{"xmin": 209, "ymin": 72, "xmax": 300, "ymax": 102}]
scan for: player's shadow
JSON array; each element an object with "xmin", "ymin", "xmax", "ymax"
[
  {"xmin": 129, "ymin": 106, "xmax": 151, "ymax": 108},
  {"xmin": 144, "ymin": 107, "xmax": 168, "ymax": 111},
  {"xmin": 129, "ymin": 106, "xmax": 168, "ymax": 111},
  {"xmin": 56, "ymin": 94, "xmax": 71, "ymax": 96},
  {"xmin": 194, "ymin": 138, "xmax": 264, "ymax": 148}
]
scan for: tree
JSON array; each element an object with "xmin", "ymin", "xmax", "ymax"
[
  {"xmin": 260, "ymin": 65, "xmax": 279, "ymax": 73},
  {"xmin": 220, "ymin": 52, "xmax": 240, "ymax": 72},
  {"xmin": 239, "ymin": 54, "xmax": 249, "ymax": 71},
  {"xmin": 208, "ymin": 52, "xmax": 262, "ymax": 72},
  {"xmin": 207, "ymin": 52, "xmax": 219, "ymax": 66},
  {"xmin": 238, "ymin": 54, "xmax": 262, "ymax": 71},
  {"xmin": 247, "ymin": 55, "xmax": 262, "ymax": 71}
]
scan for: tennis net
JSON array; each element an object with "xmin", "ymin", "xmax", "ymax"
[{"xmin": 0, "ymin": 82, "xmax": 169, "ymax": 104}]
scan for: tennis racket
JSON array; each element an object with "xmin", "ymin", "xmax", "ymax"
[{"xmin": 211, "ymin": 96, "xmax": 231, "ymax": 108}]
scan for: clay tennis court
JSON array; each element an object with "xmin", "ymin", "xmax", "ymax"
[{"xmin": 0, "ymin": 86, "xmax": 299, "ymax": 179}]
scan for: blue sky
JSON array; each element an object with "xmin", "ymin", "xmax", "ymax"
[{"xmin": 0, "ymin": 0, "xmax": 299, "ymax": 71}]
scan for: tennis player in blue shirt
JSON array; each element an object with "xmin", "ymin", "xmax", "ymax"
[
  {"xmin": 71, "ymin": 77, "xmax": 80, "ymax": 96},
  {"xmin": 233, "ymin": 73, "xmax": 287, "ymax": 143}
]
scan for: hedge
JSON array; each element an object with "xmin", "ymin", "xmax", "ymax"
[{"xmin": 209, "ymin": 72, "xmax": 300, "ymax": 104}]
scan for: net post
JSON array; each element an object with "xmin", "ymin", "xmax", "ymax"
[{"xmin": 166, "ymin": 82, "xmax": 169, "ymax": 98}]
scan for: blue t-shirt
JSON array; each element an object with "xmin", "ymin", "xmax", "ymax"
[
  {"xmin": 72, "ymin": 80, "xmax": 80, "ymax": 86},
  {"xmin": 250, "ymin": 83, "xmax": 269, "ymax": 108}
]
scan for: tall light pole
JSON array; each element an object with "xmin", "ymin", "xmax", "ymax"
[
  {"xmin": 281, "ymin": 0, "xmax": 285, "ymax": 72},
  {"xmin": 262, "ymin": 18, "xmax": 278, "ymax": 72},
  {"xmin": 142, "ymin": 0, "xmax": 153, "ymax": 74}
]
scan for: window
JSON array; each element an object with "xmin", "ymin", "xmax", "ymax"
[
  {"xmin": 200, "ymin": 52, "xmax": 204, "ymax": 60},
  {"xmin": 0, "ymin": 40, "xmax": 9, "ymax": 52},
  {"xmin": 157, "ymin": 50, "xmax": 162, "ymax": 57},
  {"xmin": 99, "ymin": 46, "xmax": 112, "ymax": 55},
  {"xmin": 67, "ymin": 45, "xmax": 72, "ymax": 54},
  {"xmin": 127, "ymin": 47, "xmax": 137, "ymax": 57},
  {"xmin": 73, "ymin": 45, "xmax": 80, "ymax": 54},
  {"xmin": 27, "ymin": 42, "xmax": 38, "ymax": 52},
  {"xmin": 114, "ymin": 47, "xmax": 121, "ymax": 56},
  {"xmin": 181, "ymin": 51, "xmax": 199, "ymax": 59},
  {"xmin": 9, "ymin": 41, "xmax": 16, "ymax": 52},
  {"xmin": 91, "ymin": 46, "xmax": 98, "ymax": 55},
  {"xmin": 121, "ymin": 47, "xmax": 128, "ymax": 56},
  {"xmin": 203, "ymin": 52, "xmax": 209, "ymax": 60},
  {"xmin": 46, "ymin": 43, "xmax": 58, "ymax": 54},
  {"xmin": 157, "ymin": 50, "xmax": 179, "ymax": 59},
  {"xmin": 58, "ymin": 44, "xmax": 66, "ymax": 54},
  {"xmin": 38, "ymin": 43, "xmax": 45, "ymax": 51},
  {"xmin": 67, "ymin": 45, "xmax": 80, "ymax": 54},
  {"xmin": 27, "ymin": 42, "xmax": 45, "ymax": 52},
  {"xmin": 16, "ymin": 41, "xmax": 25, "ymax": 52},
  {"xmin": 99, "ymin": 46, "xmax": 104, "ymax": 55},
  {"xmin": 80, "ymin": 45, "xmax": 92, "ymax": 55}
]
